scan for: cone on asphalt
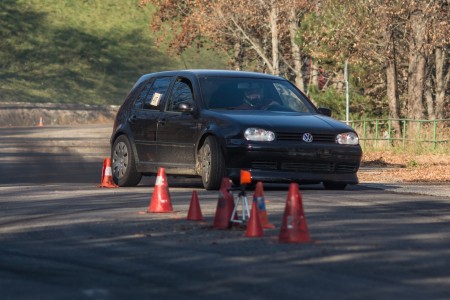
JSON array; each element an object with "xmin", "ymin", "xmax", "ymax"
[
  {"xmin": 213, "ymin": 177, "xmax": 235, "ymax": 229},
  {"xmin": 253, "ymin": 182, "xmax": 275, "ymax": 229},
  {"xmin": 97, "ymin": 158, "xmax": 119, "ymax": 188},
  {"xmin": 187, "ymin": 190, "xmax": 203, "ymax": 221},
  {"xmin": 147, "ymin": 167, "xmax": 173, "ymax": 213},
  {"xmin": 37, "ymin": 116, "xmax": 44, "ymax": 127},
  {"xmin": 245, "ymin": 200, "xmax": 264, "ymax": 237},
  {"xmin": 278, "ymin": 183, "xmax": 311, "ymax": 243}
]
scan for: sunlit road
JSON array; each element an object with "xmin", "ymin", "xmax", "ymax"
[{"xmin": 1, "ymin": 125, "xmax": 450, "ymax": 300}]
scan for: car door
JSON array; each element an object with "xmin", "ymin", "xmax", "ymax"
[
  {"xmin": 156, "ymin": 77, "xmax": 199, "ymax": 173},
  {"xmin": 129, "ymin": 76, "xmax": 173, "ymax": 168}
]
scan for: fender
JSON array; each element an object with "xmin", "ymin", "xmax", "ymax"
[{"xmin": 195, "ymin": 118, "xmax": 241, "ymax": 168}]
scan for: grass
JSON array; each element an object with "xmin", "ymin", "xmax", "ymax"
[
  {"xmin": 0, "ymin": 0, "xmax": 227, "ymax": 105},
  {"xmin": 352, "ymin": 118, "xmax": 450, "ymax": 154},
  {"xmin": 362, "ymin": 141, "xmax": 450, "ymax": 155}
]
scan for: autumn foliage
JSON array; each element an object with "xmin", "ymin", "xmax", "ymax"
[{"xmin": 140, "ymin": 0, "xmax": 449, "ymax": 121}]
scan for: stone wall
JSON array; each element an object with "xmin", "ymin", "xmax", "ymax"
[{"xmin": 0, "ymin": 102, "xmax": 119, "ymax": 127}]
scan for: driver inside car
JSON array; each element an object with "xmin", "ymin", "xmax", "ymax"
[{"xmin": 237, "ymin": 86, "xmax": 278, "ymax": 110}]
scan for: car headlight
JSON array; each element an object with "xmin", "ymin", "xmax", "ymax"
[
  {"xmin": 244, "ymin": 128, "xmax": 275, "ymax": 141},
  {"xmin": 336, "ymin": 132, "xmax": 359, "ymax": 145}
]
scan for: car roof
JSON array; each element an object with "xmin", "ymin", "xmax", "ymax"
[
  {"xmin": 181, "ymin": 69, "xmax": 285, "ymax": 80},
  {"xmin": 134, "ymin": 69, "xmax": 286, "ymax": 87}
]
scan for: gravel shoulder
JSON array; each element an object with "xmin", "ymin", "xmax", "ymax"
[
  {"xmin": 359, "ymin": 182, "xmax": 450, "ymax": 198},
  {"xmin": 358, "ymin": 151, "xmax": 450, "ymax": 197}
]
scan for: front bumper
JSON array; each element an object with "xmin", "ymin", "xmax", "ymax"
[
  {"xmin": 227, "ymin": 168, "xmax": 359, "ymax": 185},
  {"xmin": 224, "ymin": 140, "xmax": 362, "ymax": 184}
]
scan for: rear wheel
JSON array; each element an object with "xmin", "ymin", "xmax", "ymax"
[
  {"xmin": 199, "ymin": 136, "xmax": 226, "ymax": 190},
  {"xmin": 323, "ymin": 182, "xmax": 347, "ymax": 190},
  {"xmin": 111, "ymin": 135, "xmax": 142, "ymax": 186}
]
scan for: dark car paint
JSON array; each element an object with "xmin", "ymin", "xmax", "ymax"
[
  {"xmin": 196, "ymin": 110, "xmax": 361, "ymax": 183},
  {"xmin": 111, "ymin": 70, "xmax": 362, "ymax": 186}
]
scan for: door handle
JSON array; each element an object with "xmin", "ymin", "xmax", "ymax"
[
  {"xmin": 158, "ymin": 118, "xmax": 166, "ymax": 126},
  {"xmin": 128, "ymin": 115, "xmax": 137, "ymax": 124}
]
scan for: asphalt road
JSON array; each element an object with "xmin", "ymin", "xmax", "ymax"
[{"xmin": 1, "ymin": 125, "xmax": 450, "ymax": 300}]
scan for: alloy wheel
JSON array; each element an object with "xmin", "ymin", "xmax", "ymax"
[
  {"xmin": 112, "ymin": 141, "xmax": 128, "ymax": 180},
  {"xmin": 201, "ymin": 143, "xmax": 212, "ymax": 184}
]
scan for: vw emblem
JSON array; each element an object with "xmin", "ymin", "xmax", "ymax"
[{"xmin": 302, "ymin": 133, "xmax": 313, "ymax": 143}]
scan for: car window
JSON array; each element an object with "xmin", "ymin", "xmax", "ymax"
[
  {"xmin": 199, "ymin": 76, "xmax": 315, "ymax": 113},
  {"xmin": 273, "ymin": 82, "xmax": 312, "ymax": 112},
  {"xmin": 166, "ymin": 79, "xmax": 194, "ymax": 111},
  {"xmin": 143, "ymin": 77, "xmax": 172, "ymax": 110},
  {"xmin": 133, "ymin": 80, "xmax": 153, "ymax": 109}
]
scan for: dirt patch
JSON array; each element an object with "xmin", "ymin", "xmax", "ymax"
[
  {"xmin": 360, "ymin": 151, "xmax": 450, "ymax": 183},
  {"xmin": 0, "ymin": 102, "xmax": 118, "ymax": 127}
]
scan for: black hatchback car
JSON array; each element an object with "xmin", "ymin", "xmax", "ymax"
[{"xmin": 110, "ymin": 70, "xmax": 362, "ymax": 190}]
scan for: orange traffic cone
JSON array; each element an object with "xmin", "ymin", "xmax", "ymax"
[
  {"xmin": 278, "ymin": 183, "xmax": 311, "ymax": 243},
  {"xmin": 187, "ymin": 190, "xmax": 203, "ymax": 221},
  {"xmin": 37, "ymin": 116, "xmax": 44, "ymax": 127},
  {"xmin": 148, "ymin": 167, "xmax": 173, "ymax": 213},
  {"xmin": 213, "ymin": 177, "xmax": 235, "ymax": 229},
  {"xmin": 253, "ymin": 182, "xmax": 275, "ymax": 229},
  {"xmin": 245, "ymin": 200, "xmax": 264, "ymax": 237},
  {"xmin": 98, "ymin": 158, "xmax": 119, "ymax": 188}
]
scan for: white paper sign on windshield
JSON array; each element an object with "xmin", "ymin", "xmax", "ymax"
[{"xmin": 150, "ymin": 92, "xmax": 162, "ymax": 106}]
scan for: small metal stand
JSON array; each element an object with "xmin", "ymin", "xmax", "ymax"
[{"xmin": 230, "ymin": 186, "xmax": 250, "ymax": 224}]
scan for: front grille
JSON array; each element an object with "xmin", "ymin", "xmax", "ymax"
[
  {"xmin": 276, "ymin": 132, "xmax": 336, "ymax": 143},
  {"xmin": 336, "ymin": 163, "xmax": 359, "ymax": 172},
  {"xmin": 281, "ymin": 162, "xmax": 334, "ymax": 172},
  {"xmin": 251, "ymin": 161, "xmax": 278, "ymax": 170},
  {"xmin": 251, "ymin": 161, "xmax": 358, "ymax": 173}
]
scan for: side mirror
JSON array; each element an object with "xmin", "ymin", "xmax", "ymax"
[
  {"xmin": 318, "ymin": 107, "xmax": 332, "ymax": 117},
  {"xmin": 177, "ymin": 102, "xmax": 194, "ymax": 113}
]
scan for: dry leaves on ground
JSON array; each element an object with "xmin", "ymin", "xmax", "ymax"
[{"xmin": 359, "ymin": 151, "xmax": 450, "ymax": 183}]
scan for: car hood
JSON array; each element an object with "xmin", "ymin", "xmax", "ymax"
[{"xmin": 203, "ymin": 110, "xmax": 355, "ymax": 133}]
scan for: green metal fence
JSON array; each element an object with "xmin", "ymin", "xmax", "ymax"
[{"xmin": 349, "ymin": 119, "xmax": 450, "ymax": 151}]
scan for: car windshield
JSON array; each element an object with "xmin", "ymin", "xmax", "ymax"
[{"xmin": 199, "ymin": 76, "xmax": 316, "ymax": 113}]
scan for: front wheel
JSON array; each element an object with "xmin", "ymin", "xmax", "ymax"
[
  {"xmin": 199, "ymin": 136, "xmax": 226, "ymax": 190},
  {"xmin": 111, "ymin": 135, "xmax": 142, "ymax": 186}
]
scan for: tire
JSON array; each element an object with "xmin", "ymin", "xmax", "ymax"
[
  {"xmin": 111, "ymin": 135, "xmax": 142, "ymax": 187},
  {"xmin": 199, "ymin": 136, "xmax": 226, "ymax": 190},
  {"xmin": 323, "ymin": 182, "xmax": 347, "ymax": 190}
]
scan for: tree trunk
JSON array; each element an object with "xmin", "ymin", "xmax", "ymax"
[
  {"xmin": 425, "ymin": 75, "xmax": 435, "ymax": 119},
  {"xmin": 233, "ymin": 42, "xmax": 243, "ymax": 71},
  {"xmin": 310, "ymin": 60, "xmax": 319, "ymax": 89},
  {"xmin": 232, "ymin": 16, "xmax": 273, "ymax": 73},
  {"xmin": 269, "ymin": 1, "xmax": 280, "ymax": 75},
  {"xmin": 407, "ymin": 11, "xmax": 426, "ymax": 120},
  {"xmin": 386, "ymin": 60, "xmax": 402, "ymax": 137},
  {"xmin": 384, "ymin": 21, "xmax": 402, "ymax": 137},
  {"xmin": 434, "ymin": 47, "xmax": 449, "ymax": 119},
  {"xmin": 288, "ymin": 9, "xmax": 305, "ymax": 92},
  {"xmin": 334, "ymin": 69, "xmax": 344, "ymax": 92},
  {"xmin": 424, "ymin": 54, "xmax": 435, "ymax": 119}
]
